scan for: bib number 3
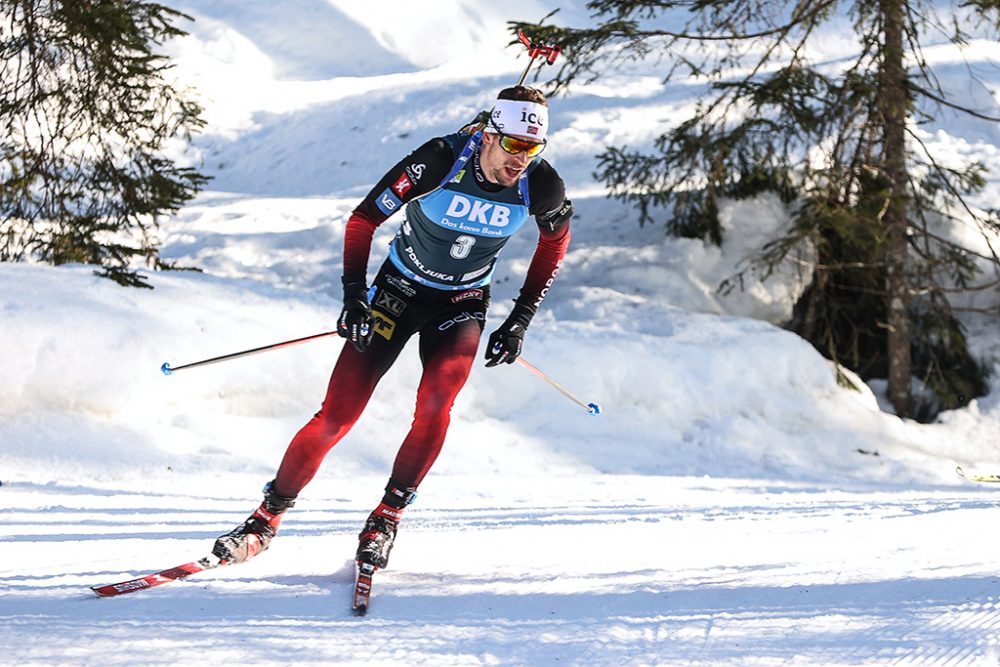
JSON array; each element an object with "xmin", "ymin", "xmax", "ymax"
[{"xmin": 450, "ymin": 234, "xmax": 476, "ymax": 259}]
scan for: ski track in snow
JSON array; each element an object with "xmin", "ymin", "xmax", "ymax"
[{"xmin": 4, "ymin": 476, "xmax": 1000, "ymax": 666}]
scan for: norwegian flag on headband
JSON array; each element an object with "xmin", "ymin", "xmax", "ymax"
[{"xmin": 486, "ymin": 99, "xmax": 549, "ymax": 141}]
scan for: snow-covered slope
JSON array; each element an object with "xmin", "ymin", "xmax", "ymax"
[{"xmin": 2, "ymin": 2, "xmax": 999, "ymax": 665}]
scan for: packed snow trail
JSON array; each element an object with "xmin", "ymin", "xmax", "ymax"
[{"xmin": 4, "ymin": 474, "xmax": 1000, "ymax": 666}]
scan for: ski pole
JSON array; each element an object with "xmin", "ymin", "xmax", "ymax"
[
  {"xmin": 516, "ymin": 356, "xmax": 601, "ymax": 416},
  {"xmin": 161, "ymin": 331, "xmax": 339, "ymax": 376},
  {"xmin": 515, "ymin": 30, "xmax": 561, "ymax": 87}
]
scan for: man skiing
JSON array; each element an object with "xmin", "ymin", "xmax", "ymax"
[{"xmin": 213, "ymin": 85, "xmax": 573, "ymax": 576}]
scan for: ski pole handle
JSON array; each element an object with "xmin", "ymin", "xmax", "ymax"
[
  {"xmin": 516, "ymin": 356, "xmax": 601, "ymax": 416},
  {"xmin": 161, "ymin": 331, "xmax": 339, "ymax": 375}
]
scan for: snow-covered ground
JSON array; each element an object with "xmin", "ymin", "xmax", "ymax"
[{"xmin": 2, "ymin": 2, "xmax": 1000, "ymax": 665}]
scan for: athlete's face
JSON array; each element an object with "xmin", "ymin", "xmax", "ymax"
[{"xmin": 479, "ymin": 132, "xmax": 537, "ymax": 187}]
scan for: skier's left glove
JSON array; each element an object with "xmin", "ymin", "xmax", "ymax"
[
  {"xmin": 485, "ymin": 302, "xmax": 534, "ymax": 367},
  {"xmin": 338, "ymin": 280, "xmax": 374, "ymax": 352}
]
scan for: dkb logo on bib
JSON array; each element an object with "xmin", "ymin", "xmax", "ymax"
[{"xmin": 444, "ymin": 194, "xmax": 511, "ymax": 228}]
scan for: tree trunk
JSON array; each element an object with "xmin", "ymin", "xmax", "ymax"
[{"xmin": 878, "ymin": 0, "xmax": 912, "ymax": 417}]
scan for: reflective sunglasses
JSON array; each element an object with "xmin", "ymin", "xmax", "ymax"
[{"xmin": 489, "ymin": 120, "xmax": 546, "ymax": 157}]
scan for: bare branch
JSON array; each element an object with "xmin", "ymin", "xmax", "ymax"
[{"xmin": 910, "ymin": 82, "xmax": 1000, "ymax": 121}]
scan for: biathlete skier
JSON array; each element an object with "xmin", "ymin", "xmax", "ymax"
[{"xmin": 213, "ymin": 85, "xmax": 574, "ymax": 572}]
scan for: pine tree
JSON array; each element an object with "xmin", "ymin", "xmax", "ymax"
[
  {"xmin": 1, "ymin": 0, "xmax": 207, "ymax": 287},
  {"xmin": 513, "ymin": 1, "xmax": 1000, "ymax": 420}
]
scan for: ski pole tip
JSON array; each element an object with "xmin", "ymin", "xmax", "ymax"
[
  {"xmin": 160, "ymin": 362, "xmax": 173, "ymax": 376},
  {"xmin": 587, "ymin": 402, "xmax": 601, "ymax": 416}
]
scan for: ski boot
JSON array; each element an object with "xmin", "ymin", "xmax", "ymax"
[
  {"xmin": 213, "ymin": 480, "xmax": 296, "ymax": 564},
  {"xmin": 356, "ymin": 480, "xmax": 417, "ymax": 569}
]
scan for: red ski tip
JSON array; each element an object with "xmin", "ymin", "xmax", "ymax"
[{"xmin": 352, "ymin": 562, "xmax": 376, "ymax": 616}]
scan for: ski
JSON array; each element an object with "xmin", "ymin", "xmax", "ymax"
[
  {"xmin": 956, "ymin": 466, "xmax": 1000, "ymax": 483},
  {"xmin": 352, "ymin": 562, "xmax": 376, "ymax": 616},
  {"xmin": 91, "ymin": 555, "xmax": 223, "ymax": 597}
]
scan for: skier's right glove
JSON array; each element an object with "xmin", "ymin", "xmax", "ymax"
[{"xmin": 338, "ymin": 280, "xmax": 374, "ymax": 352}]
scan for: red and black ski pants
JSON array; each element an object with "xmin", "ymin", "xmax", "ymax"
[{"xmin": 273, "ymin": 262, "xmax": 489, "ymax": 497}]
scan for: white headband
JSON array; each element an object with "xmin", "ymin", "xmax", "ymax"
[{"xmin": 484, "ymin": 99, "xmax": 548, "ymax": 142}]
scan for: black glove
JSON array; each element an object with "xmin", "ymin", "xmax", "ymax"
[
  {"xmin": 485, "ymin": 302, "xmax": 534, "ymax": 367},
  {"xmin": 338, "ymin": 280, "xmax": 374, "ymax": 352}
]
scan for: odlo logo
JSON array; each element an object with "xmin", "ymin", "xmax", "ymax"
[{"xmin": 444, "ymin": 194, "xmax": 511, "ymax": 227}]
